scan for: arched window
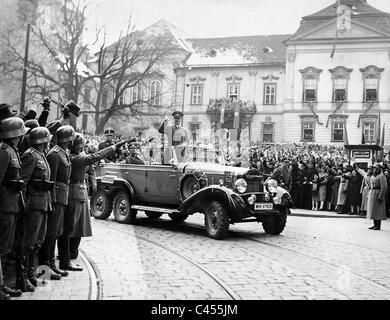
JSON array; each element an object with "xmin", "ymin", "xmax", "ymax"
[
  {"xmin": 150, "ymin": 80, "xmax": 162, "ymax": 106},
  {"xmin": 360, "ymin": 66, "xmax": 384, "ymax": 103}
]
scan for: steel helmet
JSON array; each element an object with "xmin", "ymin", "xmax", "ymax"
[
  {"xmin": 73, "ymin": 133, "xmax": 86, "ymax": 146},
  {"xmin": 56, "ymin": 125, "xmax": 76, "ymax": 143},
  {"xmin": 0, "ymin": 117, "xmax": 28, "ymax": 139},
  {"xmin": 29, "ymin": 127, "xmax": 52, "ymax": 145},
  {"xmin": 24, "ymin": 119, "xmax": 39, "ymax": 135}
]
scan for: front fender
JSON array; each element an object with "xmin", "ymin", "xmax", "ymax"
[{"xmin": 179, "ymin": 185, "xmax": 246, "ymax": 219}]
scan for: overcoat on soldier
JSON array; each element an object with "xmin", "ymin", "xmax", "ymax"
[
  {"xmin": 66, "ymin": 147, "xmax": 115, "ymax": 238},
  {"xmin": 46, "ymin": 145, "xmax": 72, "ymax": 239},
  {"xmin": 21, "ymin": 147, "xmax": 52, "ymax": 250},
  {"xmin": 0, "ymin": 142, "xmax": 24, "ymax": 254},
  {"xmin": 367, "ymin": 173, "xmax": 388, "ymax": 220}
]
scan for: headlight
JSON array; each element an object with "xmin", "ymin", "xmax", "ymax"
[
  {"xmin": 266, "ymin": 179, "xmax": 278, "ymax": 193},
  {"xmin": 235, "ymin": 178, "xmax": 247, "ymax": 193}
]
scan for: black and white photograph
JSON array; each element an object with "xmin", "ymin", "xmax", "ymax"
[{"xmin": 0, "ymin": 0, "xmax": 390, "ymax": 309}]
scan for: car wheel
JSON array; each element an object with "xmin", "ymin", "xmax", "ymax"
[
  {"xmin": 204, "ymin": 201, "xmax": 230, "ymax": 240},
  {"xmin": 262, "ymin": 208, "xmax": 287, "ymax": 235},
  {"xmin": 180, "ymin": 176, "xmax": 199, "ymax": 200},
  {"xmin": 113, "ymin": 191, "xmax": 137, "ymax": 224},
  {"xmin": 145, "ymin": 212, "xmax": 163, "ymax": 219},
  {"xmin": 91, "ymin": 189, "xmax": 112, "ymax": 220},
  {"xmin": 169, "ymin": 213, "xmax": 189, "ymax": 223}
]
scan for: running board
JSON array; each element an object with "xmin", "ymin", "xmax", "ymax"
[{"xmin": 131, "ymin": 205, "xmax": 181, "ymax": 215}]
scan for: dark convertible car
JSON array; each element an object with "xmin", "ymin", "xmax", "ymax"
[{"xmin": 91, "ymin": 146, "xmax": 291, "ymax": 239}]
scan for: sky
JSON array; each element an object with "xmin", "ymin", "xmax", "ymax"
[{"xmin": 83, "ymin": 0, "xmax": 390, "ymax": 45}]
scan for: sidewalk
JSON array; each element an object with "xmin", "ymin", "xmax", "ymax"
[
  {"xmin": 290, "ymin": 209, "xmax": 363, "ymax": 219},
  {"xmin": 4, "ymin": 252, "xmax": 96, "ymax": 301}
]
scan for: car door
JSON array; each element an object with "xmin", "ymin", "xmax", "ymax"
[{"xmin": 145, "ymin": 164, "xmax": 181, "ymax": 205}]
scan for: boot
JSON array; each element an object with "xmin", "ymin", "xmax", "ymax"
[
  {"xmin": 15, "ymin": 256, "xmax": 35, "ymax": 293},
  {"xmin": 49, "ymin": 260, "xmax": 68, "ymax": 277},
  {"xmin": 26, "ymin": 252, "xmax": 38, "ymax": 287},
  {"xmin": 1, "ymin": 285, "xmax": 22, "ymax": 297},
  {"xmin": 0, "ymin": 289, "xmax": 10, "ymax": 300},
  {"xmin": 373, "ymin": 220, "xmax": 381, "ymax": 231},
  {"xmin": 59, "ymin": 261, "xmax": 83, "ymax": 272}
]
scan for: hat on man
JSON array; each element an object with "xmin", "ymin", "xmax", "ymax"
[
  {"xmin": 24, "ymin": 119, "xmax": 39, "ymax": 135},
  {"xmin": 373, "ymin": 163, "xmax": 382, "ymax": 170},
  {"xmin": 0, "ymin": 104, "xmax": 18, "ymax": 122},
  {"xmin": 104, "ymin": 128, "xmax": 115, "ymax": 135},
  {"xmin": 23, "ymin": 108, "xmax": 37, "ymax": 121},
  {"xmin": 65, "ymin": 100, "xmax": 80, "ymax": 117},
  {"xmin": 172, "ymin": 110, "xmax": 184, "ymax": 118}
]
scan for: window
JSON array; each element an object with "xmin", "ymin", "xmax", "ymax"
[
  {"xmin": 190, "ymin": 123, "xmax": 200, "ymax": 143},
  {"xmin": 84, "ymin": 88, "xmax": 91, "ymax": 105},
  {"xmin": 302, "ymin": 122, "xmax": 315, "ymax": 142},
  {"xmin": 363, "ymin": 122, "xmax": 376, "ymax": 143},
  {"xmin": 332, "ymin": 122, "xmax": 344, "ymax": 142},
  {"xmin": 364, "ymin": 76, "xmax": 378, "ymax": 102},
  {"xmin": 150, "ymin": 80, "xmax": 162, "ymax": 105},
  {"xmin": 228, "ymin": 84, "xmax": 239, "ymax": 102},
  {"xmin": 82, "ymin": 114, "xmax": 88, "ymax": 131},
  {"xmin": 264, "ymin": 84, "xmax": 276, "ymax": 105},
  {"xmin": 333, "ymin": 78, "xmax": 347, "ymax": 102},
  {"xmin": 102, "ymin": 92, "xmax": 108, "ymax": 109},
  {"xmin": 303, "ymin": 78, "xmax": 317, "ymax": 102},
  {"xmin": 191, "ymin": 85, "xmax": 203, "ymax": 105},
  {"xmin": 262, "ymin": 123, "xmax": 274, "ymax": 143}
]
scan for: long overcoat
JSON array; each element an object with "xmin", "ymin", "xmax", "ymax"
[{"xmin": 367, "ymin": 173, "xmax": 388, "ymax": 220}]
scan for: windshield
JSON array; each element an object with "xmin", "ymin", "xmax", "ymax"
[{"xmin": 133, "ymin": 145, "xmax": 225, "ymax": 165}]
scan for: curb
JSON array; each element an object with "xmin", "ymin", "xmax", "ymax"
[
  {"xmin": 290, "ymin": 211, "xmax": 363, "ymax": 219},
  {"xmin": 79, "ymin": 250, "xmax": 103, "ymax": 300}
]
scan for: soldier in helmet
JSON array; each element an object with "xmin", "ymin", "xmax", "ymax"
[
  {"xmin": 19, "ymin": 119, "xmax": 39, "ymax": 155},
  {"xmin": 58, "ymin": 133, "xmax": 131, "ymax": 271},
  {"xmin": 20, "ymin": 127, "xmax": 53, "ymax": 289},
  {"xmin": 0, "ymin": 117, "xmax": 27, "ymax": 299},
  {"xmin": 38, "ymin": 125, "xmax": 76, "ymax": 280}
]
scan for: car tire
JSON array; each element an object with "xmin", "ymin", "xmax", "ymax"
[
  {"xmin": 262, "ymin": 208, "xmax": 287, "ymax": 235},
  {"xmin": 145, "ymin": 212, "xmax": 163, "ymax": 219},
  {"xmin": 169, "ymin": 213, "xmax": 189, "ymax": 223},
  {"xmin": 112, "ymin": 191, "xmax": 137, "ymax": 224},
  {"xmin": 91, "ymin": 189, "xmax": 112, "ymax": 220},
  {"xmin": 204, "ymin": 201, "xmax": 230, "ymax": 240}
]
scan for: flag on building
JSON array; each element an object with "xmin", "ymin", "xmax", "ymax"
[
  {"xmin": 376, "ymin": 107, "xmax": 382, "ymax": 145},
  {"xmin": 381, "ymin": 123, "xmax": 386, "ymax": 147},
  {"xmin": 220, "ymin": 102, "xmax": 226, "ymax": 124},
  {"xmin": 361, "ymin": 131, "xmax": 366, "ymax": 145},
  {"xmin": 343, "ymin": 124, "xmax": 349, "ymax": 146},
  {"xmin": 331, "ymin": 1, "xmax": 352, "ymax": 58},
  {"xmin": 233, "ymin": 103, "xmax": 240, "ymax": 129}
]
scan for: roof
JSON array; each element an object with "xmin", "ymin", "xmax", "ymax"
[
  {"xmin": 185, "ymin": 34, "xmax": 290, "ymax": 67},
  {"xmin": 290, "ymin": 0, "xmax": 390, "ymax": 40}
]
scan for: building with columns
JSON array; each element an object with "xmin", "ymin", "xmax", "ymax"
[
  {"xmin": 175, "ymin": 0, "xmax": 390, "ymax": 150},
  {"xmin": 174, "ymin": 35, "xmax": 288, "ymax": 145},
  {"xmin": 283, "ymin": 0, "xmax": 390, "ymax": 148}
]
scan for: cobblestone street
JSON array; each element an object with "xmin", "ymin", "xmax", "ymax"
[{"xmin": 74, "ymin": 211, "xmax": 390, "ymax": 300}]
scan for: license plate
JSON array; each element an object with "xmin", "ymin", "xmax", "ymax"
[{"xmin": 255, "ymin": 203, "xmax": 273, "ymax": 211}]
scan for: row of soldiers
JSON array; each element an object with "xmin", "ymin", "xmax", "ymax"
[{"xmin": 0, "ymin": 99, "xmax": 129, "ymax": 300}]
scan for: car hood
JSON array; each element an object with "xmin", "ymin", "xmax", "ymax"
[{"xmin": 181, "ymin": 163, "xmax": 250, "ymax": 176}]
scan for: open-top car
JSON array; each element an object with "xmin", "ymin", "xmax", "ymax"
[{"xmin": 91, "ymin": 145, "xmax": 292, "ymax": 239}]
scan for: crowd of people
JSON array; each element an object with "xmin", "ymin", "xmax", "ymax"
[
  {"xmin": 248, "ymin": 144, "xmax": 390, "ymax": 227},
  {"xmin": 1, "ymin": 98, "xmax": 387, "ymax": 300}
]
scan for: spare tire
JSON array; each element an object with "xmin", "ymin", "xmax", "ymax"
[{"xmin": 179, "ymin": 169, "xmax": 208, "ymax": 201}]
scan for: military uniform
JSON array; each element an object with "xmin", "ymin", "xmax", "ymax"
[
  {"xmin": 21, "ymin": 147, "xmax": 52, "ymax": 286},
  {"xmin": 367, "ymin": 173, "xmax": 388, "ymax": 221},
  {"xmin": 38, "ymin": 145, "xmax": 71, "ymax": 269},
  {"xmin": 125, "ymin": 154, "xmax": 145, "ymax": 165},
  {"xmin": 0, "ymin": 142, "xmax": 24, "ymax": 255},
  {"xmin": 58, "ymin": 147, "xmax": 115, "ymax": 268},
  {"xmin": 98, "ymin": 140, "xmax": 117, "ymax": 162},
  {"xmin": 21, "ymin": 147, "xmax": 51, "ymax": 251}
]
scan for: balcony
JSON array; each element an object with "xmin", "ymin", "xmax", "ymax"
[{"xmin": 207, "ymin": 98, "xmax": 256, "ymax": 118}]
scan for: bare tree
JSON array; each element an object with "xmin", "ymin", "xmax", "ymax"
[{"xmin": 81, "ymin": 19, "xmax": 172, "ymax": 134}]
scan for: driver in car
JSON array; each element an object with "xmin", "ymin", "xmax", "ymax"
[{"xmin": 125, "ymin": 142, "xmax": 145, "ymax": 165}]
